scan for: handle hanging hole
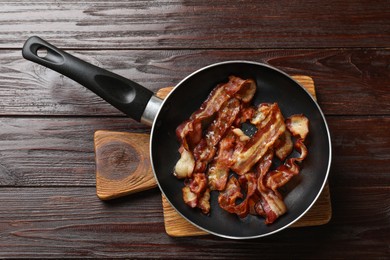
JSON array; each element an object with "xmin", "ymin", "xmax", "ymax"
[{"xmin": 36, "ymin": 47, "xmax": 48, "ymax": 58}]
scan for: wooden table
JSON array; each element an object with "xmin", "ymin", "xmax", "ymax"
[{"xmin": 0, "ymin": 1, "xmax": 389, "ymax": 258}]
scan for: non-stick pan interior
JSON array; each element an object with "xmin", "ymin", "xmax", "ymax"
[{"xmin": 151, "ymin": 61, "xmax": 331, "ymax": 239}]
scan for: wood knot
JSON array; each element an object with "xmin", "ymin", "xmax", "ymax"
[{"xmin": 96, "ymin": 141, "xmax": 140, "ymax": 181}]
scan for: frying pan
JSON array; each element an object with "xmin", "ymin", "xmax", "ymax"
[{"xmin": 22, "ymin": 36, "xmax": 331, "ymax": 239}]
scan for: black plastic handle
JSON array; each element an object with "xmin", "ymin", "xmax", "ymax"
[{"xmin": 22, "ymin": 36, "xmax": 153, "ymax": 122}]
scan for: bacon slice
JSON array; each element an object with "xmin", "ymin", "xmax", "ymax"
[
  {"xmin": 234, "ymin": 106, "xmax": 256, "ymax": 126},
  {"xmin": 174, "ymin": 76, "xmax": 256, "ymax": 179},
  {"xmin": 174, "ymin": 148, "xmax": 195, "ymax": 179},
  {"xmin": 193, "ymin": 98, "xmax": 241, "ymax": 173},
  {"xmin": 252, "ymin": 115, "xmax": 309, "ymax": 224},
  {"xmin": 198, "ymin": 188, "xmax": 211, "ymax": 214},
  {"xmin": 231, "ymin": 103, "xmax": 286, "ymax": 175},
  {"xmin": 233, "ymin": 80, "xmax": 256, "ymax": 103},
  {"xmin": 235, "ymin": 173, "xmax": 257, "ymax": 218},
  {"xmin": 266, "ymin": 114, "xmax": 309, "ymax": 191},
  {"xmin": 218, "ymin": 173, "xmax": 257, "ymax": 218},
  {"xmin": 217, "ymin": 176, "xmax": 242, "ymax": 210},
  {"xmin": 250, "ymin": 103, "xmax": 272, "ymax": 125},
  {"xmin": 254, "ymin": 150, "xmax": 287, "ymax": 224},
  {"xmin": 207, "ymin": 131, "xmax": 236, "ymax": 191},
  {"xmin": 208, "ymin": 126, "xmax": 253, "ymax": 191},
  {"xmin": 257, "ymin": 191, "xmax": 287, "ymax": 224},
  {"xmin": 182, "ymin": 186, "xmax": 197, "ymax": 208},
  {"xmin": 266, "ymin": 138, "xmax": 308, "ymax": 191},
  {"xmin": 182, "ymin": 173, "xmax": 208, "ymax": 209},
  {"xmin": 208, "ymin": 165, "xmax": 230, "ymax": 191},
  {"xmin": 286, "ymin": 114, "xmax": 309, "ymax": 140},
  {"xmin": 257, "ymin": 149, "xmax": 274, "ymax": 177}
]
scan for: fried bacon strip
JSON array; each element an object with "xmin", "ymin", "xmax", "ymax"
[
  {"xmin": 251, "ymin": 115, "xmax": 309, "ymax": 223},
  {"xmin": 198, "ymin": 188, "xmax": 211, "ymax": 214},
  {"xmin": 252, "ymin": 150, "xmax": 287, "ymax": 224},
  {"xmin": 257, "ymin": 191, "xmax": 287, "ymax": 224},
  {"xmin": 286, "ymin": 114, "xmax": 309, "ymax": 140},
  {"xmin": 174, "ymin": 76, "xmax": 256, "ymax": 179},
  {"xmin": 266, "ymin": 114, "xmax": 309, "ymax": 191},
  {"xmin": 218, "ymin": 173, "xmax": 257, "ymax": 218},
  {"xmin": 231, "ymin": 103, "xmax": 286, "ymax": 175},
  {"xmin": 193, "ymin": 98, "xmax": 241, "ymax": 173},
  {"xmin": 266, "ymin": 138, "xmax": 308, "ymax": 191},
  {"xmin": 207, "ymin": 131, "xmax": 236, "ymax": 191},
  {"xmin": 208, "ymin": 124, "xmax": 257, "ymax": 191},
  {"xmin": 182, "ymin": 173, "xmax": 208, "ymax": 209}
]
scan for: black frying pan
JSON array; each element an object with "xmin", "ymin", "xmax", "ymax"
[{"xmin": 22, "ymin": 36, "xmax": 331, "ymax": 239}]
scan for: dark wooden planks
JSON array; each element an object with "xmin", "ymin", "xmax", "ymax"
[
  {"xmin": 0, "ymin": 0, "xmax": 389, "ymax": 257},
  {"xmin": 0, "ymin": 186, "xmax": 388, "ymax": 258},
  {"xmin": 0, "ymin": 187, "xmax": 165, "ymax": 258},
  {"xmin": 328, "ymin": 116, "xmax": 390, "ymax": 187},
  {"xmin": 0, "ymin": 117, "xmax": 147, "ymax": 186},
  {"xmin": 1, "ymin": 0, "xmax": 389, "ymax": 49},
  {"xmin": 0, "ymin": 116, "xmax": 388, "ymax": 187},
  {"xmin": 1, "ymin": 49, "xmax": 390, "ymax": 116}
]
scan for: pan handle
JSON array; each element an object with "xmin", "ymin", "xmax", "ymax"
[{"xmin": 22, "ymin": 36, "xmax": 158, "ymax": 124}]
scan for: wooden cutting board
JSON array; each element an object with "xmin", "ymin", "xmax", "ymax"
[{"xmin": 94, "ymin": 75, "xmax": 332, "ymax": 237}]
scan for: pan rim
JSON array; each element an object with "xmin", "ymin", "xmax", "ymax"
[{"xmin": 150, "ymin": 60, "xmax": 332, "ymax": 239}]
